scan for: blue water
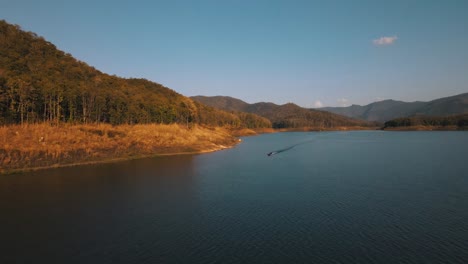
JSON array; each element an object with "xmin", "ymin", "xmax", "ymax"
[{"xmin": 1, "ymin": 131, "xmax": 468, "ymax": 263}]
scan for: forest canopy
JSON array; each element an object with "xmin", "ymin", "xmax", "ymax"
[
  {"xmin": 383, "ymin": 114, "xmax": 468, "ymax": 129},
  {"xmin": 0, "ymin": 20, "xmax": 271, "ymax": 128}
]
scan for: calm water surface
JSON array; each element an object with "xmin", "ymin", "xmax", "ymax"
[{"xmin": 1, "ymin": 131, "xmax": 468, "ymax": 263}]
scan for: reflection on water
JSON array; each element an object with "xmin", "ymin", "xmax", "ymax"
[
  {"xmin": 0, "ymin": 156, "xmax": 198, "ymax": 264},
  {"xmin": 1, "ymin": 131, "xmax": 468, "ymax": 263}
]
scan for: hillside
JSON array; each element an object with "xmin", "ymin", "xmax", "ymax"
[
  {"xmin": 321, "ymin": 93, "xmax": 468, "ymax": 122},
  {"xmin": 193, "ymin": 96, "xmax": 251, "ymax": 112},
  {"xmin": 415, "ymin": 93, "xmax": 468, "ymax": 116},
  {"xmin": 0, "ymin": 20, "xmax": 270, "ymax": 129},
  {"xmin": 191, "ymin": 96, "xmax": 374, "ymax": 128},
  {"xmin": 383, "ymin": 114, "xmax": 468, "ymax": 130}
]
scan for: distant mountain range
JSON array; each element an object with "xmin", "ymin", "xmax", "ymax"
[
  {"xmin": 191, "ymin": 96, "xmax": 374, "ymax": 128},
  {"xmin": 4, "ymin": 20, "xmax": 464, "ymax": 129},
  {"xmin": 321, "ymin": 93, "xmax": 468, "ymax": 122},
  {"xmin": 193, "ymin": 93, "xmax": 468, "ymax": 125}
]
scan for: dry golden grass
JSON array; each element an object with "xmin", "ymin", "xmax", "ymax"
[
  {"xmin": 0, "ymin": 123, "xmax": 237, "ymax": 173},
  {"xmin": 230, "ymin": 127, "xmax": 276, "ymax": 137}
]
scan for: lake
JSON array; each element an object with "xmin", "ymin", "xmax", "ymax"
[{"xmin": 1, "ymin": 131, "xmax": 468, "ymax": 263}]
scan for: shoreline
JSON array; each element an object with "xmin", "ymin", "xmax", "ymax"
[
  {"xmin": 232, "ymin": 126, "xmax": 379, "ymax": 135},
  {"xmin": 0, "ymin": 124, "xmax": 382, "ymax": 174},
  {"xmin": 276, "ymin": 126, "xmax": 379, "ymax": 132},
  {"xmin": 2, "ymin": 142, "xmax": 239, "ymax": 175},
  {"xmin": 382, "ymin": 125, "xmax": 466, "ymax": 131},
  {"xmin": 0, "ymin": 123, "xmax": 240, "ymax": 175}
]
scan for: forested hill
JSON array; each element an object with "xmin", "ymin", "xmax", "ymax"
[
  {"xmin": 191, "ymin": 96, "xmax": 374, "ymax": 128},
  {"xmin": 383, "ymin": 114, "xmax": 468, "ymax": 130},
  {"xmin": 0, "ymin": 20, "xmax": 270, "ymax": 128}
]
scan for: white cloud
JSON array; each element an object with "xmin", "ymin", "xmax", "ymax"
[
  {"xmin": 374, "ymin": 97, "xmax": 384, "ymax": 102},
  {"xmin": 337, "ymin": 98, "xmax": 350, "ymax": 107},
  {"xmin": 313, "ymin": 100, "xmax": 323, "ymax": 108},
  {"xmin": 373, "ymin": 36, "xmax": 398, "ymax": 46}
]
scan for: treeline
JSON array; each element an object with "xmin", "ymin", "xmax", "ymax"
[
  {"xmin": 192, "ymin": 96, "xmax": 376, "ymax": 129},
  {"xmin": 0, "ymin": 20, "xmax": 271, "ymax": 128},
  {"xmin": 260, "ymin": 103, "xmax": 374, "ymax": 128},
  {"xmin": 193, "ymin": 101, "xmax": 271, "ymax": 128},
  {"xmin": 384, "ymin": 114, "xmax": 468, "ymax": 128}
]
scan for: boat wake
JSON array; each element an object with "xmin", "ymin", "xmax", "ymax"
[{"xmin": 267, "ymin": 139, "xmax": 315, "ymax": 156}]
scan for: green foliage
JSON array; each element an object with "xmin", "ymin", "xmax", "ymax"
[{"xmin": 0, "ymin": 20, "xmax": 271, "ymax": 128}]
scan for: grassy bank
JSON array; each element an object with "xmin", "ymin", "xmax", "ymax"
[
  {"xmin": 0, "ymin": 124, "xmax": 384, "ymax": 174},
  {"xmin": 0, "ymin": 123, "xmax": 239, "ymax": 174},
  {"xmin": 230, "ymin": 127, "xmax": 276, "ymax": 136}
]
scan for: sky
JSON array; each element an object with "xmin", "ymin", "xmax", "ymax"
[{"xmin": 1, "ymin": 0, "xmax": 468, "ymax": 107}]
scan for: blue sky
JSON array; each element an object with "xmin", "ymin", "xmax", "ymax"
[{"xmin": 2, "ymin": 0, "xmax": 468, "ymax": 107}]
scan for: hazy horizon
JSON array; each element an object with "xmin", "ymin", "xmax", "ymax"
[
  {"xmin": 192, "ymin": 91, "xmax": 467, "ymax": 108},
  {"xmin": 2, "ymin": 0, "xmax": 468, "ymax": 107}
]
